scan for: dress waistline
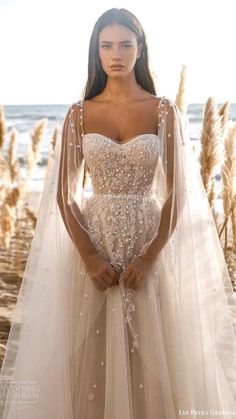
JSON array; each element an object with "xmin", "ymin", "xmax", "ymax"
[{"xmin": 93, "ymin": 193, "xmax": 153, "ymax": 199}]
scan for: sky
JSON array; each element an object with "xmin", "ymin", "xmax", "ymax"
[{"xmin": 0, "ymin": 0, "xmax": 236, "ymax": 105}]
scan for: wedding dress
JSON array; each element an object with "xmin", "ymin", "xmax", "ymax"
[{"xmin": 1, "ymin": 96, "xmax": 236, "ymax": 419}]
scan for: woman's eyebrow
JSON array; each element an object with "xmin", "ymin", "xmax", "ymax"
[{"xmin": 100, "ymin": 40, "xmax": 133, "ymax": 44}]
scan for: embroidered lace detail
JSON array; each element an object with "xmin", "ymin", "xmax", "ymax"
[
  {"xmin": 82, "ymin": 134, "xmax": 160, "ymax": 195},
  {"xmin": 81, "ymin": 134, "xmax": 161, "ymax": 271}
]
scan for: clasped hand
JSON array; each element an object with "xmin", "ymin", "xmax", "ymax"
[
  {"xmin": 85, "ymin": 253, "xmax": 156, "ymax": 292},
  {"xmin": 120, "ymin": 255, "xmax": 156, "ymax": 290}
]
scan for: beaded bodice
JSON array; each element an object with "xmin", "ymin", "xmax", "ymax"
[
  {"xmin": 80, "ymin": 134, "xmax": 161, "ymax": 270},
  {"xmin": 82, "ymin": 133, "xmax": 160, "ymax": 196}
]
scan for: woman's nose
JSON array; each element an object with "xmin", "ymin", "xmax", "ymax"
[{"xmin": 112, "ymin": 47, "xmax": 122, "ymax": 60}]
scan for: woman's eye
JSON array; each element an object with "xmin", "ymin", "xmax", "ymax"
[{"xmin": 101, "ymin": 44, "xmax": 132, "ymax": 50}]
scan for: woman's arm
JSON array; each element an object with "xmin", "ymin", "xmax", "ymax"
[
  {"xmin": 141, "ymin": 99, "xmax": 178, "ymax": 262},
  {"xmin": 56, "ymin": 105, "xmax": 98, "ymax": 263}
]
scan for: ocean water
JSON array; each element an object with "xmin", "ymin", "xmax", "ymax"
[
  {"xmin": 3, "ymin": 104, "xmax": 68, "ymax": 161},
  {"xmin": 2, "ymin": 103, "xmax": 236, "ymax": 197}
]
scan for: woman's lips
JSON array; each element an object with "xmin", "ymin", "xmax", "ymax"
[{"xmin": 110, "ymin": 65, "xmax": 125, "ymax": 70}]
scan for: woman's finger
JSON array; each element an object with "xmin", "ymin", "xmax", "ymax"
[
  {"xmin": 103, "ymin": 272, "xmax": 113, "ymax": 287},
  {"xmin": 95, "ymin": 276, "xmax": 107, "ymax": 290},
  {"xmin": 120, "ymin": 267, "xmax": 130, "ymax": 283},
  {"xmin": 95, "ymin": 282, "xmax": 104, "ymax": 291},
  {"xmin": 132, "ymin": 277, "xmax": 143, "ymax": 290},
  {"xmin": 105, "ymin": 263, "xmax": 116, "ymax": 277},
  {"xmin": 112, "ymin": 271, "xmax": 120, "ymax": 285},
  {"xmin": 126, "ymin": 272, "xmax": 137, "ymax": 288}
]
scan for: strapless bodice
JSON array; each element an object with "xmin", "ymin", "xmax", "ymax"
[{"xmin": 82, "ymin": 133, "xmax": 160, "ymax": 196}]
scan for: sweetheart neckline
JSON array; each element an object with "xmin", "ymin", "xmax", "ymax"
[{"xmin": 82, "ymin": 132, "xmax": 159, "ymax": 146}]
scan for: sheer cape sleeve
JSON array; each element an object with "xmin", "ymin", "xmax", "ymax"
[
  {"xmin": 56, "ymin": 103, "xmax": 99, "ymax": 263},
  {"xmin": 134, "ymin": 97, "xmax": 186, "ymax": 261}
]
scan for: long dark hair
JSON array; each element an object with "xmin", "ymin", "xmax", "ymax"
[{"xmin": 83, "ymin": 8, "xmax": 157, "ymax": 100}]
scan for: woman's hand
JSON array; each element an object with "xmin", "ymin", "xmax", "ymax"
[
  {"xmin": 120, "ymin": 255, "xmax": 157, "ymax": 290},
  {"xmin": 84, "ymin": 253, "xmax": 119, "ymax": 291}
]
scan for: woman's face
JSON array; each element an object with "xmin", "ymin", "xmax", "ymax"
[{"xmin": 98, "ymin": 23, "xmax": 142, "ymax": 77}]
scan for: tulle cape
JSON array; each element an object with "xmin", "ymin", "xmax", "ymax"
[{"xmin": 1, "ymin": 95, "xmax": 236, "ymax": 419}]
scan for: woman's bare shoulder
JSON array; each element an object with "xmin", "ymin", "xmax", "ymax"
[
  {"xmin": 83, "ymin": 93, "xmax": 162, "ymax": 108},
  {"xmin": 82, "ymin": 93, "xmax": 163, "ymax": 127}
]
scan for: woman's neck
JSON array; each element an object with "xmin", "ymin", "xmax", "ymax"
[{"xmin": 100, "ymin": 73, "xmax": 144, "ymax": 103}]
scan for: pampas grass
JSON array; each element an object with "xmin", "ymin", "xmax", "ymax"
[
  {"xmin": 25, "ymin": 119, "xmax": 47, "ymax": 180},
  {"xmin": 0, "ymin": 108, "xmax": 47, "ymax": 263},
  {"xmin": 219, "ymin": 122, "xmax": 236, "ymax": 250},
  {"xmin": 199, "ymin": 97, "xmax": 221, "ymax": 208},
  {"xmin": 175, "ymin": 65, "xmax": 187, "ymax": 116},
  {"xmin": 0, "ymin": 188, "xmax": 20, "ymax": 248},
  {"xmin": 0, "ymin": 204, "xmax": 15, "ymax": 248},
  {"xmin": 44, "ymin": 126, "xmax": 60, "ymax": 180},
  {"xmin": 8, "ymin": 128, "xmax": 20, "ymax": 183},
  {"xmin": 51, "ymin": 126, "xmax": 60, "ymax": 151},
  {"xmin": 25, "ymin": 142, "xmax": 35, "ymax": 181},
  {"xmin": 0, "ymin": 105, "xmax": 6, "ymax": 151},
  {"xmin": 24, "ymin": 206, "xmax": 37, "ymax": 229},
  {"xmin": 219, "ymin": 101, "xmax": 230, "ymax": 136},
  {"xmin": 232, "ymin": 196, "xmax": 236, "ymax": 250},
  {"xmin": 31, "ymin": 118, "xmax": 47, "ymax": 162},
  {"xmin": 221, "ymin": 122, "xmax": 236, "ymax": 216},
  {"xmin": 0, "ymin": 154, "xmax": 9, "ymax": 184},
  {"xmin": 197, "ymin": 97, "xmax": 236, "ymax": 288},
  {"xmin": 4, "ymin": 187, "xmax": 20, "ymax": 208}
]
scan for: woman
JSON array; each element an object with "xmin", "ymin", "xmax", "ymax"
[{"xmin": 1, "ymin": 7, "xmax": 236, "ymax": 419}]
